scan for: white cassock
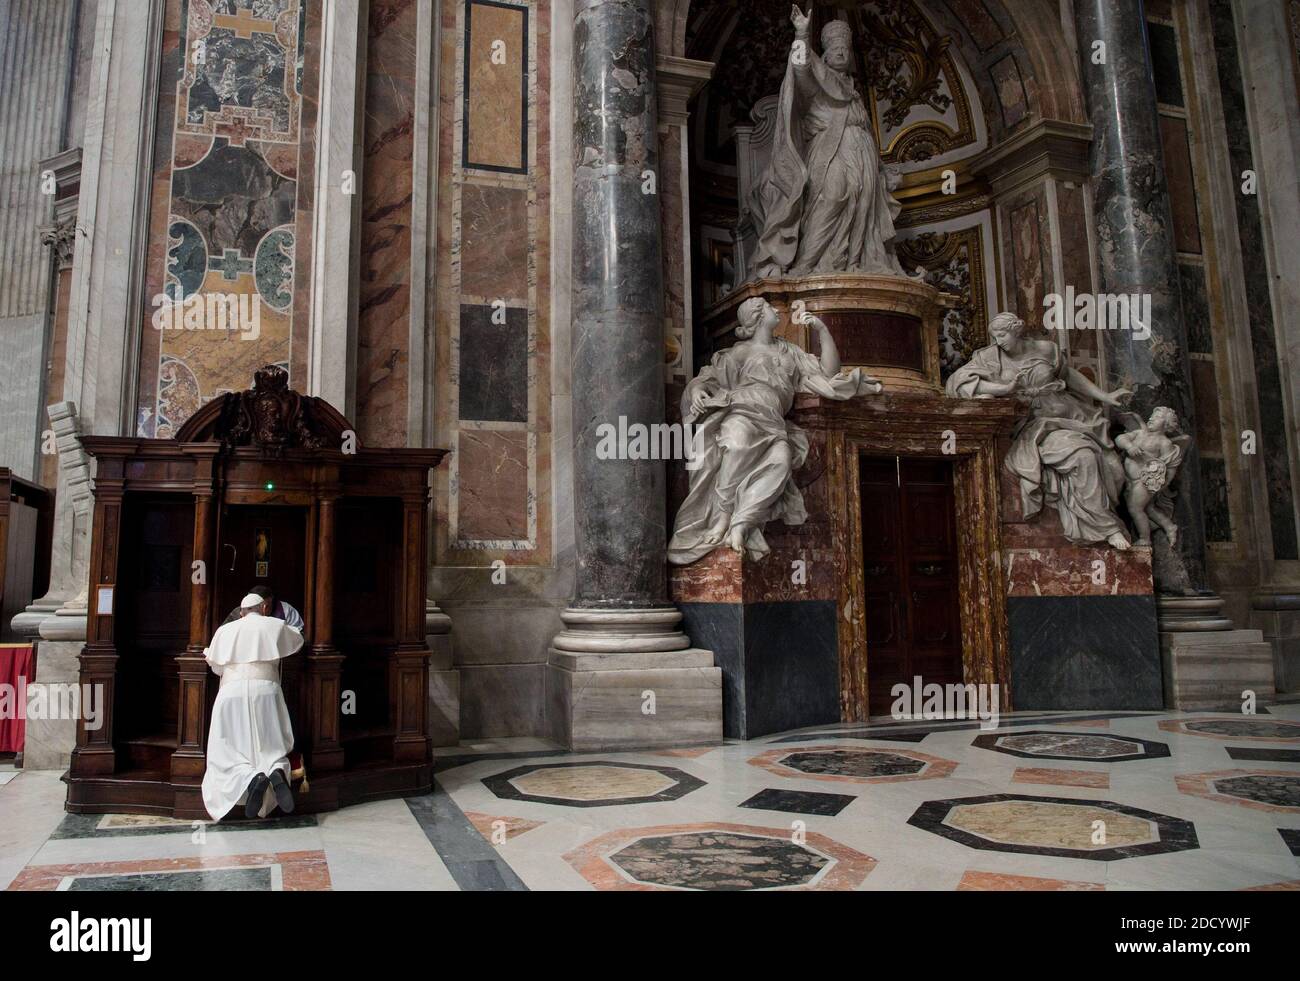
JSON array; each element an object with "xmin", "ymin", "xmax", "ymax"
[{"xmin": 201, "ymin": 612, "xmax": 304, "ymax": 820}]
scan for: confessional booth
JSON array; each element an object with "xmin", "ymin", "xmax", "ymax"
[{"xmin": 64, "ymin": 366, "xmax": 447, "ymax": 818}]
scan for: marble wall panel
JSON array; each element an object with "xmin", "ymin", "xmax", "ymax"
[
  {"xmin": 1190, "ymin": 359, "xmax": 1223, "ymax": 451},
  {"xmin": 458, "ymin": 304, "xmax": 528, "ymax": 422},
  {"xmin": 1008, "ymin": 595, "xmax": 1162, "ymax": 710},
  {"xmin": 1148, "ymin": 19, "xmax": 1184, "ymax": 107},
  {"xmin": 988, "ymin": 54, "xmax": 1029, "ymax": 129},
  {"xmin": 1005, "ymin": 547, "xmax": 1153, "ymax": 598},
  {"xmin": 1178, "ymin": 262, "xmax": 1213, "ymax": 354},
  {"xmin": 1159, "ymin": 115, "xmax": 1202, "ymax": 255},
  {"xmin": 356, "ymin": 0, "xmax": 419, "ymax": 447},
  {"xmin": 679, "ymin": 600, "xmax": 839, "ymax": 740},
  {"xmin": 1056, "ymin": 182, "xmax": 1097, "ymax": 358},
  {"xmin": 1002, "ymin": 190, "xmax": 1048, "ymax": 331},
  {"xmin": 460, "ymin": 183, "xmax": 530, "ymax": 300},
  {"xmin": 1201, "ymin": 457, "xmax": 1233, "ymax": 543},
  {"xmin": 464, "ymin": 0, "xmax": 527, "ymax": 172},
  {"xmin": 435, "ymin": 0, "xmax": 551, "ymax": 566},
  {"xmin": 137, "ymin": 0, "xmax": 319, "ymax": 437},
  {"xmin": 1209, "ymin": 0, "xmax": 1298, "ymax": 560},
  {"xmin": 456, "ymin": 429, "xmax": 530, "ymax": 540},
  {"xmin": 942, "ymin": 0, "xmax": 1003, "ymax": 51}
]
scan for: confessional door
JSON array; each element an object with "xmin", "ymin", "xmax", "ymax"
[
  {"xmin": 213, "ymin": 504, "xmax": 310, "ymax": 733},
  {"xmin": 860, "ymin": 456, "xmax": 962, "ymax": 716},
  {"xmin": 214, "ymin": 505, "xmax": 309, "ymax": 627}
]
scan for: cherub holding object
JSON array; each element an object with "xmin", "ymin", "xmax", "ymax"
[{"xmin": 1115, "ymin": 406, "xmax": 1191, "ymax": 547}]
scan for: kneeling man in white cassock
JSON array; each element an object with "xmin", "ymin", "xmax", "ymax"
[{"xmin": 202, "ymin": 592, "xmax": 304, "ymax": 820}]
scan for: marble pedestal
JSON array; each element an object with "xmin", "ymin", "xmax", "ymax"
[
  {"xmin": 1159, "ymin": 630, "xmax": 1276, "ymax": 711},
  {"xmin": 672, "ymin": 548, "xmax": 839, "ymax": 739},
  {"xmin": 427, "ymin": 604, "xmax": 459, "ymax": 747},
  {"xmin": 702, "ymin": 274, "xmax": 952, "ymax": 393},
  {"xmin": 1250, "ymin": 591, "xmax": 1300, "ymax": 693},
  {"xmin": 21, "ymin": 639, "xmax": 79, "ymax": 770},
  {"xmin": 1159, "ymin": 595, "xmax": 1276, "ymax": 710},
  {"xmin": 545, "ymin": 646, "xmax": 722, "ymax": 751}
]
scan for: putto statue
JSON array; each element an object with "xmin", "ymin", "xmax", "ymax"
[
  {"xmin": 945, "ymin": 312, "xmax": 1135, "ymax": 549},
  {"xmin": 668, "ymin": 297, "xmax": 882, "ymax": 564},
  {"xmin": 1116, "ymin": 407, "xmax": 1190, "ymax": 547},
  {"xmin": 748, "ymin": 6, "xmax": 907, "ymax": 280}
]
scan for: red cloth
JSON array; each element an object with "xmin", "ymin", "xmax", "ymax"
[{"xmin": 0, "ymin": 644, "xmax": 34, "ymax": 752}]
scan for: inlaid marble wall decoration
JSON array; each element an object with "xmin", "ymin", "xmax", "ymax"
[
  {"xmin": 434, "ymin": 0, "xmax": 551, "ymax": 564},
  {"xmin": 137, "ymin": 0, "xmax": 320, "ymax": 438}
]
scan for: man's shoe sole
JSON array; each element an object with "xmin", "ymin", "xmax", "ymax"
[
  {"xmin": 269, "ymin": 771, "xmax": 295, "ymax": 814},
  {"xmin": 244, "ymin": 774, "xmax": 270, "ymax": 819}
]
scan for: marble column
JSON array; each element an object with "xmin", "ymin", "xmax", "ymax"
[
  {"xmin": 1075, "ymin": 0, "xmax": 1274, "ymax": 707},
  {"xmin": 1074, "ymin": 0, "xmax": 1209, "ymax": 599},
  {"xmin": 547, "ymin": 0, "xmax": 720, "ymax": 750}
]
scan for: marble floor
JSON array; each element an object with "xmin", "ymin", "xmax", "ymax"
[{"xmin": 3, "ymin": 707, "xmax": 1300, "ymax": 891}]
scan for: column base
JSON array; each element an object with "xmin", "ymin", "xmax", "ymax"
[
  {"xmin": 427, "ymin": 600, "xmax": 459, "ymax": 747},
  {"xmin": 21, "ymin": 639, "xmax": 80, "ymax": 770},
  {"xmin": 545, "ymin": 647, "xmax": 723, "ymax": 751},
  {"xmin": 1250, "ymin": 591, "xmax": 1300, "ymax": 693},
  {"xmin": 1160, "ymin": 629, "xmax": 1276, "ymax": 711},
  {"xmin": 1156, "ymin": 594, "xmax": 1234, "ymax": 631},
  {"xmin": 10, "ymin": 593, "xmax": 64, "ymax": 640}
]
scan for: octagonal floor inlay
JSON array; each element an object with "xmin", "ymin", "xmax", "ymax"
[
  {"xmin": 945, "ymin": 801, "xmax": 1156, "ymax": 850},
  {"xmin": 972, "ymin": 731, "xmax": 1168, "ymax": 762},
  {"xmin": 748, "ymin": 745, "xmax": 957, "ymax": 784},
  {"xmin": 1158, "ymin": 718, "xmax": 1300, "ymax": 741},
  {"xmin": 563, "ymin": 823, "xmax": 876, "ymax": 891},
  {"xmin": 1176, "ymin": 769, "xmax": 1300, "ymax": 812},
  {"xmin": 482, "ymin": 761, "xmax": 705, "ymax": 807},
  {"xmin": 909, "ymin": 794, "xmax": 1199, "ymax": 860},
  {"xmin": 513, "ymin": 765, "xmax": 676, "ymax": 801}
]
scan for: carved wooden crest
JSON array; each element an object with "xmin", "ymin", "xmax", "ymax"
[{"xmin": 174, "ymin": 365, "xmax": 354, "ymax": 455}]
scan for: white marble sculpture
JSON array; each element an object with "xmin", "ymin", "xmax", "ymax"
[
  {"xmin": 668, "ymin": 297, "xmax": 882, "ymax": 564},
  {"xmin": 1116, "ymin": 406, "xmax": 1190, "ymax": 547},
  {"xmin": 945, "ymin": 312, "xmax": 1134, "ymax": 549},
  {"xmin": 747, "ymin": 6, "xmax": 906, "ymax": 280}
]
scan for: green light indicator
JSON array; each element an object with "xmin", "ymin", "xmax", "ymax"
[{"xmin": 265, "ymin": 482, "xmax": 274, "ymax": 491}]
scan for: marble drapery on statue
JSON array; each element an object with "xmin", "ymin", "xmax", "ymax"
[
  {"xmin": 945, "ymin": 313, "xmax": 1134, "ymax": 549},
  {"xmin": 669, "ymin": 297, "xmax": 881, "ymax": 565},
  {"xmin": 749, "ymin": 9, "xmax": 905, "ymax": 279}
]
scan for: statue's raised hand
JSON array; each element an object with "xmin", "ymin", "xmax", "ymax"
[{"xmin": 791, "ymin": 5, "xmax": 810, "ymax": 32}]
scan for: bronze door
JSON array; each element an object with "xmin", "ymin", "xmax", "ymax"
[{"xmin": 860, "ymin": 456, "xmax": 962, "ymax": 716}]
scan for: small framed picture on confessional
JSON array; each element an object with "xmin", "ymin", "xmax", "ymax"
[{"xmin": 255, "ymin": 528, "xmax": 270, "ymax": 578}]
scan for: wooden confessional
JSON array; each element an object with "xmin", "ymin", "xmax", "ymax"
[{"xmin": 65, "ymin": 366, "xmax": 447, "ymax": 818}]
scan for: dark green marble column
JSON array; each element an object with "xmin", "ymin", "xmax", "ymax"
[{"xmin": 1074, "ymin": 0, "xmax": 1212, "ymax": 603}]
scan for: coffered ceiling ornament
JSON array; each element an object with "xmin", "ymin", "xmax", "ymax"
[
  {"xmin": 860, "ymin": 1, "xmax": 952, "ymax": 127},
  {"xmin": 852, "ymin": 0, "xmax": 978, "ymax": 165}
]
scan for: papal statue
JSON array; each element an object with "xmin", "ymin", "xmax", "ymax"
[{"xmin": 749, "ymin": 6, "xmax": 907, "ymax": 279}]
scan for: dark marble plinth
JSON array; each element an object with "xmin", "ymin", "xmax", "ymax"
[
  {"xmin": 680, "ymin": 600, "xmax": 838, "ymax": 739},
  {"xmin": 1009, "ymin": 595, "xmax": 1162, "ymax": 710}
]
